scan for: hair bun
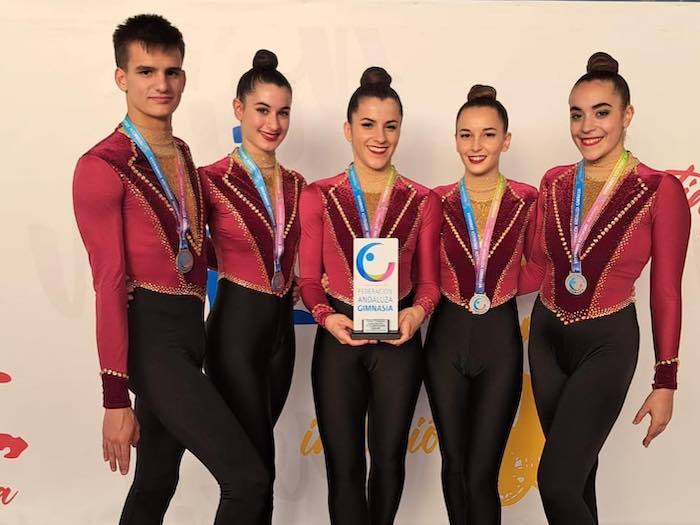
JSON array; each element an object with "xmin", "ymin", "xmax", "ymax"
[
  {"xmin": 586, "ymin": 52, "xmax": 619, "ymax": 74},
  {"xmin": 467, "ymin": 84, "xmax": 497, "ymax": 102},
  {"xmin": 360, "ymin": 66, "xmax": 392, "ymax": 87},
  {"xmin": 252, "ymin": 49, "xmax": 278, "ymax": 70}
]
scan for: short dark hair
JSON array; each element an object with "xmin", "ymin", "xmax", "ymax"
[
  {"xmin": 456, "ymin": 85, "xmax": 509, "ymax": 132},
  {"xmin": 113, "ymin": 14, "xmax": 185, "ymax": 69},
  {"xmin": 236, "ymin": 49, "xmax": 292, "ymax": 100},
  {"xmin": 346, "ymin": 67, "xmax": 403, "ymax": 123},
  {"xmin": 573, "ymin": 52, "xmax": 630, "ymax": 107}
]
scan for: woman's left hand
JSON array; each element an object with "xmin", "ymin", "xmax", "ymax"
[
  {"xmin": 388, "ymin": 306, "xmax": 426, "ymax": 346},
  {"xmin": 633, "ymin": 388, "xmax": 675, "ymax": 448}
]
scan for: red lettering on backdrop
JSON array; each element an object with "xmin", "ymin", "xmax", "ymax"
[
  {"xmin": 0, "ymin": 435, "xmax": 28, "ymax": 460},
  {"xmin": 667, "ymin": 165, "xmax": 700, "ymax": 213},
  {"xmin": 0, "ymin": 487, "xmax": 18, "ymax": 505},
  {"xmin": 1, "ymin": 371, "xmax": 26, "ymax": 505}
]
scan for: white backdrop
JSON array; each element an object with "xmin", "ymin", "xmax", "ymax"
[{"xmin": 2, "ymin": 1, "xmax": 699, "ymax": 524}]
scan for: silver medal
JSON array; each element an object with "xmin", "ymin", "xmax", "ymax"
[
  {"xmin": 176, "ymin": 248, "xmax": 194, "ymax": 274},
  {"xmin": 271, "ymin": 271, "xmax": 285, "ymax": 293},
  {"xmin": 565, "ymin": 272, "xmax": 587, "ymax": 295},
  {"xmin": 468, "ymin": 293, "xmax": 491, "ymax": 315}
]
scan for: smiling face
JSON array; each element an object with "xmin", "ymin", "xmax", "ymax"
[
  {"xmin": 569, "ymin": 79, "xmax": 634, "ymax": 164},
  {"xmin": 234, "ymin": 82, "xmax": 292, "ymax": 156},
  {"xmin": 344, "ymin": 96, "xmax": 402, "ymax": 172},
  {"xmin": 455, "ymin": 105, "xmax": 511, "ymax": 177},
  {"xmin": 115, "ymin": 42, "xmax": 186, "ymax": 123}
]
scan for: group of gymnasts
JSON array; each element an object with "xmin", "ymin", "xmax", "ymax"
[{"xmin": 73, "ymin": 13, "xmax": 691, "ymax": 525}]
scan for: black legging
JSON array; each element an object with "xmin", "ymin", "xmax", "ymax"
[
  {"xmin": 529, "ymin": 297, "xmax": 639, "ymax": 525},
  {"xmin": 312, "ymin": 296, "xmax": 423, "ymax": 525},
  {"xmin": 205, "ymin": 280, "xmax": 295, "ymax": 490},
  {"xmin": 424, "ymin": 298, "xmax": 523, "ymax": 525},
  {"xmin": 120, "ymin": 288, "xmax": 270, "ymax": 525}
]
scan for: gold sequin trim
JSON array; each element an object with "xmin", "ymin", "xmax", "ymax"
[
  {"xmin": 552, "ymin": 164, "xmax": 643, "ymax": 264},
  {"xmin": 445, "ymin": 213, "xmax": 476, "ymax": 265},
  {"xmin": 99, "ymin": 368, "xmax": 128, "ymax": 379},
  {"xmin": 591, "ymin": 194, "xmax": 653, "ymax": 310},
  {"xmin": 327, "ymin": 290, "xmax": 353, "ymax": 305},
  {"xmin": 386, "ymin": 177, "xmax": 416, "ymax": 238},
  {"xmin": 284, "ymin": 172, "xmax": 302, "ymax": 236},
  {"xmin": 209, "ymin": 180, "xmax": 270, "ymax": 291},
  {"xmin": 223, "ymin": 174, "xmax": 275, "ymax": 237},
  {"xmin": 217, "ymin": 273, "xmax": 292, "ymax": 298},
  {"xmin": 540, "ymin": 293, "xmax": 635, "ymax": 326},
  {"xmin": 329, "ymin": 174, "xmax": 360, "ymax": 239},
  {"xmin": 131, "ymin": 281, "xmax": 205, "ymax": 302},
  {"xmin": 127, "ymin": 140, "xmax": 205, "ymax": 255},
  {"xmin": 124, "ymin": 184, "xmax": 194, "ymax": 287},
  {"xmin": 322, "ymin": 183, "xmax": 355, "ymax": 286},
  {"xmin": 655, "ymin": 357, "xmax": 679, "ymax": 368}
]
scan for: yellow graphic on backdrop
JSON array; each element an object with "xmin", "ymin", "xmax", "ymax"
[
  {"xmin": 300, "ymin": 316, "xmax": 545, "ymax": 506},
  {"xmin": 498, "ymin": 374, "xmax": 544, "ymax": 506}
]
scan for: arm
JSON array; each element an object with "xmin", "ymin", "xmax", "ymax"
[
  {"xmin": 632, "ymin": 174, "xmax": 691, "ymax": 447},
  {"xmin": 518, "ymin": 180, "xmax": 547, "ymax": 295},
  {"xmin": 412, "ymin": 190, "xmax": 441, "ymax": 316},
  {"xmin": 390, "ymin": 191, "xmax": 441, "ymax": 346},
  {"xmin": 73, "ymin": 155, "xmax": 130, "ymax": 409},
  {"xmin": 649, "ymin": 174, "xmax": 691, "ymax": 389},
  {"xmin": 298, "ymin": 184, "xmax": 336, "ymax": 327}
]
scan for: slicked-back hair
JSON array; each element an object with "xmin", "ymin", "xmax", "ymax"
[{"xmin": 113, "ymin": 14, "xmax": 185, "ymax": 69}]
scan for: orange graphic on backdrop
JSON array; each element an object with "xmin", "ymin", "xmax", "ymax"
[{"xmin": 498, "ymin": 375, "xmax": 544, "ymax": 506}]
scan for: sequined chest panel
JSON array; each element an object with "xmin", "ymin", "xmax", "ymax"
[
  {"xmin": 92, "ymin": 134, "xmax": 207, "ymax": 290},
  {"xmin": 543, "ymin": 165, "xmax": 659, "ymax": 322},
  {"xmin": 322, "ymin": 175, "xmax": 425, "ymax": 273},
  {"xmin": 207, "ymin": 156, "xmax": 303, "ymax": 284},
  {"xmin": 441, "ymin": 182, "xmax": 532, "ymax": 303}
]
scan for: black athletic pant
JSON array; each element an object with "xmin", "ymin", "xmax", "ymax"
[
  {"xmin": 205, "ymin": 280, "xmax": 296, "ymax": 511},
  {"xmin": 528, "ymin": 297, "xmax": 639, "ymax": 525},
  {"xmin": 312, "ymin": 297, "xmax": 423, "ymax": 525},
  {"xmin": 120, "ymin": 289, "xmax": 270, "ymax": 525},
  {"xmin": 424, "ymin": 298, "xmax": 523, "ymax": 525}
]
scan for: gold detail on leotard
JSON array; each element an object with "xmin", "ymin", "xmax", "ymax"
[
  {"xmin": 99, "ymin": 368, "xmax": 128, "ymax": 379},
  {"xmin": 655, "ymin": 357, "xmax": 679, "ymax": 368}
]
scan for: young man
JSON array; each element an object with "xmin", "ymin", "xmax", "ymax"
[{"xmin": 73, "ymin": 14, "xmax": 270, "ymax": 524}]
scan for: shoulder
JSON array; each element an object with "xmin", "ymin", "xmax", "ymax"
[
  {"xmin": 280, "ymin": 164, "xmax": 307, "ymax": 186},
  {"xmin": 432, "ymin": 182, "xmax": 459, "ymax": 200},
  {"xmin": 307, "ymin": 173, "xmax": 348, "ymax": 193},
  {"xmin": 398, "ymin": 174, "xmax": 431, "ymax": 196},
  {"xmin": 173, "ymin": 135, "xmax": 193, "ymax": 155},
  {"xmin": 506, "ymin": 179, "xmax": 538, "ymax": 203},
  {"xmin": 83, "ymin": 129, "xmax": 131, "ymax": 164},
  {"xmin": 543, "ymin": 163, "xmax": 576, "ymax": 183},
  {"xmin": 635, "ymin": 162, "xmax": 685, "ymax": 194},
  {"xmin": 198, "ymin": 154, "xmax": 234, "ymax": 180}
]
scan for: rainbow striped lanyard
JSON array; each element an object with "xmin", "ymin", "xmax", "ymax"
[
  {"xmin": 122, "ymin": 116, "xmax": 193, "ymax": 273},
  {"xmin": 347, "ymin": 163, "xmax": 398, "ymax": 238},
  {"xmin": 570, "ymin": 150, "xmax": 629, "ymax": 274},
  {"xmin": 238, "ymin": 146, "xmax": 286, "ymax": 291},
  {"xmin": 459, "ymin": 174, "xmax": 507, "ymax": 296}
]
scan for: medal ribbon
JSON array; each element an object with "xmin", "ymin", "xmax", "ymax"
[
  {"xmin": 570, "ymin": 150, "xmax": 629, "ymax": 273},
  {"xmin": 459, "ymin": 174, "xmax": 507, "ymax": 295},
  {"xmin": 122, "ymin": 116, "xmax": 189, "ymax": 252},
  {"xmin": 238, "ymin": 146, "xmax": 285, "ymax": 275},
  {"xmin": 348, "ymin": 163, "xmax": 398, "ymax": 238}
]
